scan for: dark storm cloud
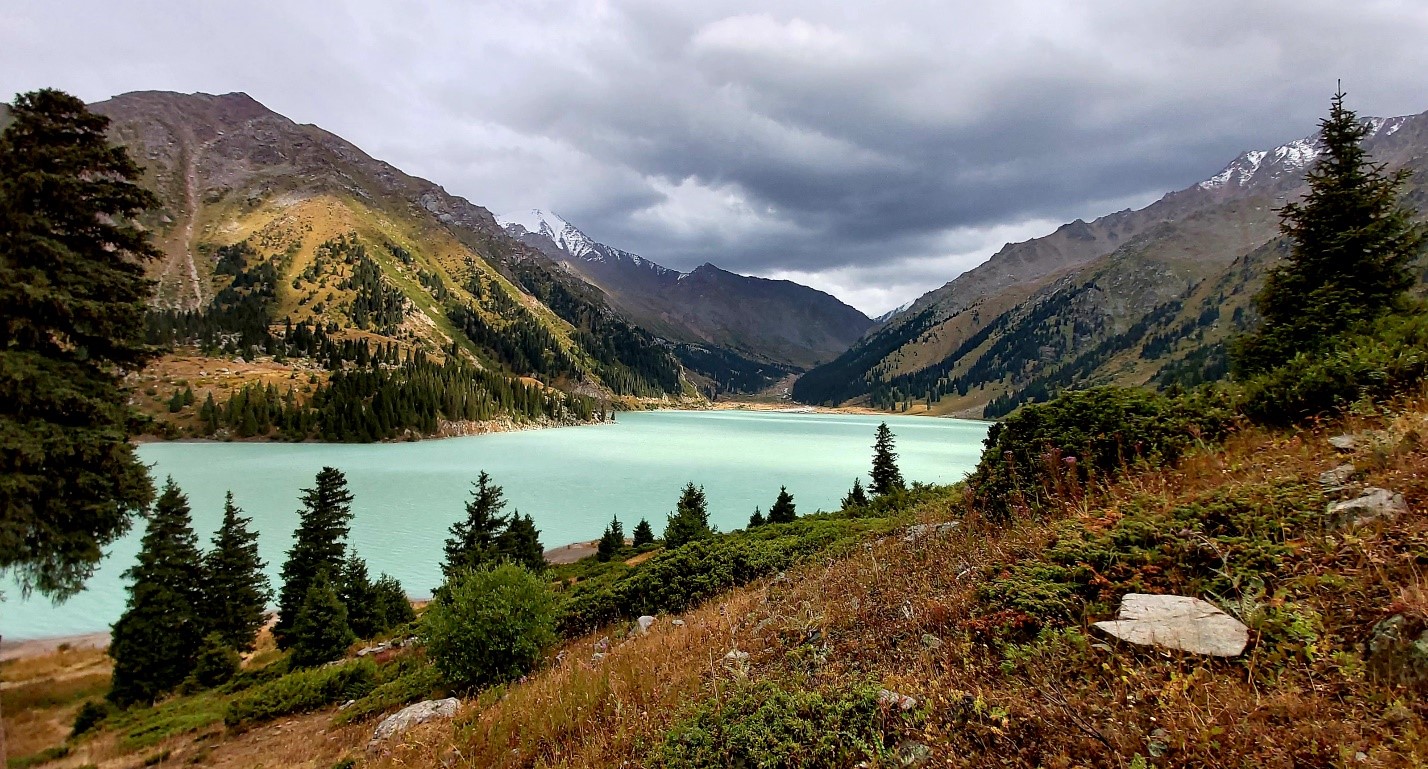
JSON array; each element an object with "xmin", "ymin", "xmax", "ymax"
[{"xmin": 4, "ymin": 1, "xmax": 1428, "ymax": 313}]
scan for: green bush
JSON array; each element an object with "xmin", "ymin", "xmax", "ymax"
[
  {"xmin": 224, "ymin": 659, "xmax": 378, "ymax": 729},
  {"xmin": 655, "ymin": 681, "xmax": 919, "ymax": 768},
  {"xmin": 187, "ymin": 633, "xmax": 241, "ymax": 690},
  {"xmin": 9, "ymin": 745, "xmax": 72, "ymax": 769},
  {"xmin": 970, "ymin": 386, "xmax": 1232, "ymax": 520},
  {"xmin": 1239, "ymin": 310, "xmax": 1428, "ymax": 425},
  {"xmin": 423, "ymin": 564, "xmax": 558, "ymax": 690},
  {"xmin": 332, "ymin": 664, "xmax": 442, "ymax": 725},
  {"xmin": 71, "ymin": 699, "xmax": 114, "ymax": 737},
  {"xmin": 974, "ymin": 482, "xmax": 1321, "ymax": 641}
]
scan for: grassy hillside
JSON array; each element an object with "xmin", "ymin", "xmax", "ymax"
[{"xmin": 10, "ymin": 382, "xmax": 1428, "ymax": 767}]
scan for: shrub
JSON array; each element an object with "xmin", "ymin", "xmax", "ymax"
[
  {"xmin": 187, "ymin": 633, "xmax": 241, "ymax": 690},
  {"xmin": 288, "ymin": 571, "xmax": 356, "ymax": 668},
  {"xmin": 655, "ymin": 681, "xmax": 920, "ymax": 768},
  {"xmin": 224, "ymin": 659, "xmax": 378, "ymax": 729},
  {"xmin": 332, "ymin": 664, "xmax": 442, "ymax": 725},
  {"xmin": 970, "ymin": 386, "xmax": 1232, "ymax": 519},
  {"xmin": 71, "ymin": 698, "xmax": 115, "ymax": 737},
  {"xmin": 1239, "ymin": 310, "xmax": 1428, "ymax": 425},
  {"xmin": 422, "ymin": 564, "xmax": 558, "ymax": 690},
  {"xmin": 973, "ymin": 482, "xmax": 1321, "ymax": 641}
]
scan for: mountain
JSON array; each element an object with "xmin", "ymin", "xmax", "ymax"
[
  {"xmin": 502, "ymin": 210, "xmax": 872, "ymax": 390},
  {"xmin": 87, "ymin": 91, "xmax": 691, "ymax": 436},
  {"xmin": 794, "ymin": 110, "xmax": 1428, "ymax": 416}
]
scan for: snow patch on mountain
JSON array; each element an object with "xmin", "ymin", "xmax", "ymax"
[
  {"xmin": 1198, "ymin": 135, "xmax": 1318, "ymax": 191},
  {"xmin": 500, "ymin": 209, "xmax": 677, "ymax": 277},
  {"xmin": 874, "ymin": 300, "xmax": 915, "ymax": 324}
]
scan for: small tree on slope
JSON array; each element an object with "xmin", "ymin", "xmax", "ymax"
[
  {"xmin": 443, "ymin": 471, "xmax": 509, "ymax": 578},
  {"xmin": 202, "ymin": 492, "xmax": 271, "ymax": 652},
  {"xmin": 631, "ymin": 518, "xmax": 655, "ymax": 546},
  {"xmin": 108, "ymin": 480, "xmax": 206, "ymax": 705},
  {"xmin": 499, "ymin": 513, "xmax": 545, "ymax": 572},
  {"xmin": 274, "ymin": 467, "xmax": 354, "ymax": 648},
  {"xmin": 664, "ymin": 483, "xmax": 714, "ymax": 549},
  {"xmin": 870, "ymin": 423, "xmax": 905, "ymax": 496},
  {"xmin": 767, "ymin": 486, "xmax": 797, "ymax": 524},
  {"xmin": 1233, "ymin": 90, "xmax": 1426, "ymax": 376}
]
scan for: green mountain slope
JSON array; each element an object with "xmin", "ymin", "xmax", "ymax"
[{"xmin": 795, "ymin": 109, "xmax": 1428, "ymax": 416}]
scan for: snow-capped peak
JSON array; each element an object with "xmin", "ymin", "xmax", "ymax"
[
  {"xmin": 1196, "ymin": 114, "xmax": 1408, "ymax": 193},
  {"xmin": 499, "ymin": 209, "xmax": 678, "ymax": 276}
]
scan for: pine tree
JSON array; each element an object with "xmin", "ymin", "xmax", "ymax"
[
  {"xmin": 0, "ymin": 89, "xmax": 161, "ymax": 599},
  {"xmin": 108, "ymin": 480, "xmax": 206, "ymax": 705},
  {"xmin": 748, "ymin": 507, "xmax": 767, "ymax": 528},
  {"xmin": 498, "ymin": 513, "xmax": 545, "ymax": 572},
  {"xmin": 870, "ymin": 423, "xmax": 905, "ymax": 496},
  {"xmin": 842, "ymin": 477, "xmax": 870, "ymax": 509},
  {"xmin": 664, "ymin": 483, "xmax": 714, "ymax": 549},
  {"xmin": 288, "ymin": 570, "xmax": 355, "ymax": 668},
  {"xmin": 339, "ymin": 553, "xmax": 380, "ymax": 640},
  {"xmin": 597, "ymin": 515, "xmax": 624, "ymax": 562},
  {"xmin": 202, "ymin": 492, "xmax": 271, "ymax": 652},
  {"xmin": 442, "ymin": 471, "xmax": 509, "ymax": 579},
  {"xmin": 631, "ymin": 518, "xmax": 655, "ymax": 546},
  {"xmin": 767, "ymin": 486, "xmax": 797, "ymax": 524},
  {"xmin": 371, "ymin": 574, "xmax": 416, "ymax": 630},
  {"xmin": 1233, "ymin": 90, "xmax": 1426, "ymax": 376},
  {"xmin": 274, "ymin": 467, "xmax": 354, "ymax": 647}
]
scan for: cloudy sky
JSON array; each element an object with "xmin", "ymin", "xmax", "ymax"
[{"xmin": 5, "ymin": 1, "xmax": 1428, "ymax": 314}]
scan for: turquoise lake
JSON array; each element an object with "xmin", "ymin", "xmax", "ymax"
[{"xmin": 3, "ymin": 410, "xmax": 989, "ymax": 640}]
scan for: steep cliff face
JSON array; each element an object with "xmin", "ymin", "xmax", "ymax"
[{"xmin": 795, "ymin": 109, "xmax": 1428, "ymax": 415}]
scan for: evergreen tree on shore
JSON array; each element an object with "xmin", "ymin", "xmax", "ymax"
[
  {"xmin": 631, "ymin": 518, "xmax": 655, "ymax": 546},
  {"xmin": 0, "ymin": 89, "xmax": 161, "ymax": 599},
  {"xmin": 202, "ymin": 492, "xmax": 271, "ymax": 651},
  {"xmin": 664, "ymin": 483, "xmax": 714, "ymax": 549},
  {"xmin": 870, "ymin": 423, "xmax": 904, "ymax": 496},
  {"xmin": 288, "ymin": 570, "xmax": 355, "ymax": 667},
  {"xmin": 597, "ymin": 515, "xmax": 624, "ymax": 562},
  {"xmin": 842, "ymin": 477, "xmax": 870, "ymax": 509},
  {"xmin": 767, "ymin": 486, "xmax": 797, "ymax": 524},
  {"xmin": 372, "ymin": 573, "xmax": 417, "ymax": 629},
  {"xmin": 274, "ymin": 467, "xmax": 354, "ymax": 647},
  {"xmin": 748, "ymin": 507, "xmax": 766, "ymax": 528},
  {"xmin": 499, "ymin": 513, "xmax": 545, "ymax": 572},
  {"xmin": 108, "ymin": 480, "xmax": 206, "ymax": 705},
  {"xmin": 339, "ymin": 553, "xmax": 380, "ymax": 640},
  {"xmin": 1233, "ymin": 90, "xmax": 1426, "ymax": 376},
  {"xmin": 443, "ymin": 471, "xmax": 509, "ymax": 578}
]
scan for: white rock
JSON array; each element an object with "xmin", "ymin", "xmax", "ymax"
[
  {"xmin": 1319, "ymin": 463, "xmax": 1356, "ymax": 490},
  {"xmin": 637, "ymin": 615, "xmax": 656, "ymax": 634},
  {"xmin": 1329, "ymin": 435, "xmax": 1360, "ymax": 452},
  {"xmin": 1329, "ymin": 487, "xmax": 1407, "ymax": 529},
  {"xmin": 367, "ymin": 698, "xmax": 459, "ymax": 751},
  {"xmin": 1093, "ymin": 594, "xmax": 1249, "ymax": 657},
  {"xmin": 877, "ymin": 688, "xmax": 918, "ymax": 711},
  {"xmin": 671, "ymin": 619, "xmax": 686, "ymax": 627},
  {"xmin": 903, "ymin": 522, "xmax": 961, "ymax": 545}
]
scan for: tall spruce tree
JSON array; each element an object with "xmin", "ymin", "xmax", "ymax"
[
  {"xmin": 274, "ymin": 467, "xmax": 354, "ymax": 647},
  {"xmin": 498, "ymin": 513, "xmax": 545, "ymax": 572},
  {"xmin": 202, "ymin": 492, "xmax": 271, "ymax": 652},
  {"xmin": 443, "ymin": 471, "xmax": 508, "ymax": 578},
  {"xmin": 596, "ymin": 515, "xmax": 624, "ymax": 562},
  {"xmin": 631, "ymin": 518, "xmax": 655, "ymax": 546},
  {"xmin": 108, "ymin": 480, "xmax": 206, "ymax": 705},
  {"xmin": 0, "ymin": 89, "xmax": 161, "ymax": 599},
  {"xmin": 1233, "ymin": 90, "xmax": 1426, "ymax": 376},
  {"xmin": 664, "ymin": 483, "xmax": 714, "ymax": 549},
  {"xmin": 767, "ymin": 486, "xmax": 797, "ymax": 524},
  {"xmin": 870, "ymin": 423, "xmax": 904, "ymax": 496},
  {"xmin": 288, "ymin": 570, "xmax": 355, "ymax": 668}
]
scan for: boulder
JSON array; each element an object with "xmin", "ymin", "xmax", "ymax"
[
  {"xmin": 1366, "ymin": 614, "xmax": 1428, "ymax": 686},
  {"xmin": 1328, "ymin": 487, "xmax": 1407, "ymax": 529},
  {"xmin": 1318, "ymin": 463, "xmax": 1356, "ymax": 492},
  {"xmin": 636, "ymin": 615, "xmax": 656, "ymax": 634},
  {"xmin": 1092, "ymin": 594, "xmax": 1248, "ymax": 657},
  {"xmin": 1329, "ymin": 434, "xmax": 1360, "ymax": 452},
  {"xmin": 367, "ymin": 698, "xmax": 459, "ymax": 751}
]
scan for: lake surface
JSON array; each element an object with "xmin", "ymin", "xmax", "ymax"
[{"xmin": 3, "ymin": 410, "xmax": 988, "ymax": 640}]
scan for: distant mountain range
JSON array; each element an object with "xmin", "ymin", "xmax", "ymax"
[
  {"xmin": 72, "ymin": 90, "xmax": 871, "ymax": 419},
  {"xmin": 794, "ymin": 110, "xmax": 1428, "ymax": 416},
  {"xmin": 502, "ymin": 210, "xmax": 871, "ymax": 389}
]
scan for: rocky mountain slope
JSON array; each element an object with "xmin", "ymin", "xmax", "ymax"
[
  {"xmin": 89, "ymin": 91, "xmax": 691, "ymax": 433},
  {"xmin": 795, "ymin": 109, "xmax": 1428, "ymax": 416},
  {"xmin": 503, "ymin": 210, "xmax": 872, "ymax": 390}
]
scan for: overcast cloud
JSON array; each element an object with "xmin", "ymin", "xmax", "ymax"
[{"xmin": 5, "ymin": 1, "xmax": 1428, "ymax": 314}]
